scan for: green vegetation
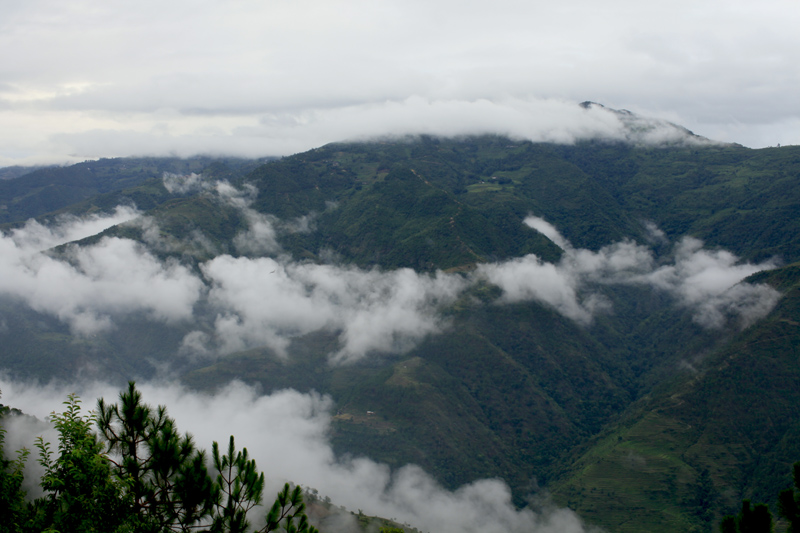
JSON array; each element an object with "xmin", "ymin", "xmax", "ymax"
[
  {"xmin": 0, "ymin": 383, "xmax": 318, "ymax": 533},
  {"xmin": 0, "ymin": 406, "xmax": 28, "ymax": 533},
  {"xmin": 3, "ymin": 137, "xmax": 800, "ymax": 531},
  {"xmin": 547, "ymin": 263, "xmax": 800, "ymax": 532},
  {"xmin": 0, "ymin": 157, "xmax": 259, "ymax": 226}
]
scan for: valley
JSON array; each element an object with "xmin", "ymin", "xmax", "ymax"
[{"xmin": 1, "ymin": 135, "xmax": 799, "ymax": 532}]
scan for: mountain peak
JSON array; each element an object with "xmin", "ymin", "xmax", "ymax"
[{"xmin": 579, "ymin": 100, "xmax": 713, "ymax": 146}]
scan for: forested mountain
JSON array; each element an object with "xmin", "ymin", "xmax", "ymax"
[
  {"xmin": 1, "ymin": 134, "xmax": 799, "ymax": 532},
  {"xmin": 0, "ymin": 156, "xmax": 267, "ymax": 226}
]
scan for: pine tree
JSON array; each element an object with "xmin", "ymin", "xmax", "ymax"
[
  {"xmin": 97, "ymin": 382, "xmax": 216, "ymax": 532},
  {"xmin": 211, "ymin": 435, "xmax": 266, "ymax": 533},
  {"xmin": 263, "ymin": 483, "xmax": 319, "ymax": 533},
  {"xmin": 1, "ymin": 384, "xmax": 320, "ymax": 533}
]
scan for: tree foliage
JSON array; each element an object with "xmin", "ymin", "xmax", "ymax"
[
  {"xmin": 263, "ymin": 483, "xmax": 318, "ymax": 533},
  {"xmin": 0, "ymin": 399, "xmax": 28, "ymax": 533},
  {"xmin": 716, "ymin": 461, "xmax": 800, "ymax": 533},
  {"xmin": 718, "ymin": 462, "xmax": 800, "ymax": 533},
  {"xmin": 33, "ymin": 394, "xmax": 128, "ymax": 532},
  {"xmin": 0, "ymin": 383, "xmax": 319, "ymax": 533},
  {"xmin": 211, "ymin": 436, "xmax": 265, "ymax": 533},
  {"xmin": 97, "ymin": 382, "xmax": 216, "ymax": 532}
]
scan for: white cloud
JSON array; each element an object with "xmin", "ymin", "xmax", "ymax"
[
  {"xmin": 197, "ymin": 256, "xmax": 467, "ymax": 363},
  {"xmin": 211, "ymin": 180, "xmax": 282, "ymax": 256},
  {"xmin": 477, "ymin": 217, "xmax": 654, "ymax": 325},
  {"xmin": 0, "ymin": 212, "xmax": 784, "ymax": 530},
  {"xmin": 0, "ymin": 212, "xmax": 204, "ymax": 335},
  {"xmin": 0, "ymin": 186, "xmax": 469, "ymax": 362},
  {"xmin": 281, "ymin": 214, "xmax": 316, "ymax": 235},
  {"xmin": 641, "ymin": 237, "xmax": 771, "ymax": 298},
  {"xmin": 0, "ymin": 205, "xmax": 781, "ymax": 358},
  {"xmin": 233, "ymin": 210, "xmax": 280, "ymax": 256},
  {"xmin": 524, "ymin": 216, "xmax": 570, "ymax": 251},
  {"xmin": 643, "ymin": 221, "xmax": 668, "ymax": 244},
  {"xmin": 479, "ymin": 219, "xmax": 779, "ymax": 329},
  {"xmin": 4, "ymin": 205, "xmax": 140, "ymax": 252},
  {"xmin": 137, "ymin": 215, "xmax": 221, "ymax": 257},
  {"xmin": 477, "ymin": 255, "xmax": 602, "ymax": 325},
  {"xmin": 632, "ymin": 237, "xmax": 781, "ymax": 328},
  {"xmin": 162, "ymin": 172, "xmax": 209, "ymax": 195},
  {"xmin": 3, "ymin": 97, "xmax": 715, "ymax": 166},
  {"xmin": 0, "ymin": 378, "xmax": 600, "ymax": 533}
]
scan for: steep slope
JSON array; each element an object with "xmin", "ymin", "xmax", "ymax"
[
  {"xmin": 243, "ymin": 137, "xmax": 800, "ymax": 266},
  {"xmin": 182, "ymin": 277, "xmax": 730, "ymax": 501},
  {"xmin": 554, "ymin": 142, "xmax": 800, "ymax": 262},
  {"xmin": 549, "ymin": 263, "xmax": 800, "ymax": 532},
  {"xmin": 182, "ymin": 298, "xmax": 618, "ymax": 494}
]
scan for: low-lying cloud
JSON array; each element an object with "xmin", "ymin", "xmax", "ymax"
[
  {"xmin": 0, "ymin": 199, "xmax": 782, "ymax": 363},
  {"xmin": 0, "ymin": 236, "xmax": 204, "ymax": 335},
  {"xmin": 0, "ymin": 378, "xmax": 600, "ymax": 533},
  {"xmin": 478, "ymin": 216, "xmax": 780, "ymax": 328},
  {"xmin": 633, "ymin": 237, "xmax": 781, "ymax": 328},
  {"xmin": 162, "ymin": 172, "xmax": 210, "ymax": 195},
  {"xmin": 0, "ymin": 208, "xmax": 204, "ymax": 334},
  {"xmin": 477, "ymin": 217, "xmax": 654, "ymax": 324},
  {"xmin": 4, "ymin": 206, "xmax": 140, "ymax": 251},
  {"xmin": 30, "ymin": 97, "xmax": 713, "ymax": 167},
  {"xmin": 196, "ymin": 256, "xmax": 466, "ymax": 364}
]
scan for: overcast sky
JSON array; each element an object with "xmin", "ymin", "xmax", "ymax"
[{"xmin": 1, "ymin": 0, "xmax": 799, "ymax": 166}]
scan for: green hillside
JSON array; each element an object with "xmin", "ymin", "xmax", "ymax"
[
  {"xmin": 2, "ymin": 137, "xmax": 800, "ymax": 531},
  {"xmin": 0, "ymin": 156, "xmax": 266, "ymax": 226},
  {"xmin": 239, "ymin": 137, "xmax": 800, "ymax": 265},
  {"xmin": 549, "ymin": 263, "xmax": 800, "ymax": 532}
]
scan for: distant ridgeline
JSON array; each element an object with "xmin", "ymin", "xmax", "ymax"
[{"xmin": 1, "ymin": 136, "xmax": 800, "ymax": 533}]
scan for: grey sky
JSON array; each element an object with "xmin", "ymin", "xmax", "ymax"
[{"xmin": 1, "ymin": 0, "xmax": 798, "ymax": 165}]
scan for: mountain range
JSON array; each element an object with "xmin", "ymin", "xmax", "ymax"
[{"xmin": 1, "ymin": 123, "xmax": 799, "ymax": 532}]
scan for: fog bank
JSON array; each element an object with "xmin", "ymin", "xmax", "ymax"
[{"xmin": 0, "ymin": 204, "xmax": 781, "ymax": 363}]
